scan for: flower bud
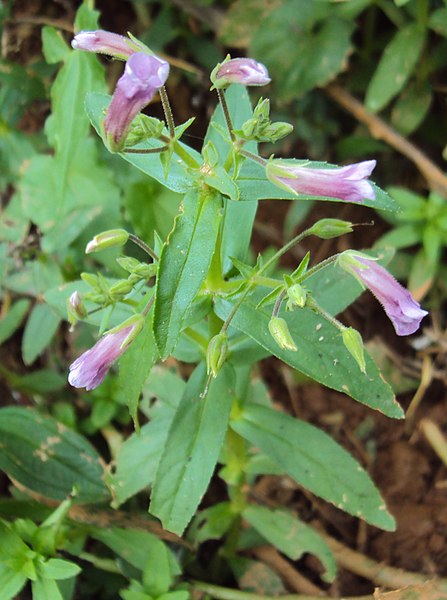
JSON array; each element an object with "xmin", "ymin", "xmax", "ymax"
[
  {"xmin": 210, "ymin": 56, "xmax": 271, "ymax": 89},
  {"xmin": 268, "ymin": 317, "xmax": 297, "ymax": 352},
  {"xmin": 85, "ymin": 229, "xmax": 129, "ymax": 254},
  {"xmin": 308, "ymin": 218, "xmax": 353, "ymax": 239},
  {"xmin": 206, "ymin": 332, "xmax": 228, "ymax": 378},
  {"xmin": 286, "ymin": 284, "xmax": 307, "ymax": 310},
  {"xmin": 109, "ymin": 279, "xmax": 134, "ymax": 299},
  {"xmin": 67, "ymin": 291, "xmax": 87, "ymax": 330},
  {"xmin": 342, "ymin": 327, "xmax": 366, "ymax": 374},
  {"xmin": 71, "ymin": 30, "xmax": 141, "ymax": 59}
]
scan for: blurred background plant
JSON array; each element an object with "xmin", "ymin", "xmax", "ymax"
[{"xmin": 0, "ymin": 0, "xmax": 446, "ymax": 599}]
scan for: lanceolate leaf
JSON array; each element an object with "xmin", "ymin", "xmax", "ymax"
[
  {"xmin": 215, "ymin": 289, "xmax": 403, "ymax": 418},
  {"xmin": 150, "ymin": 363, "xmax": 235, "ymax": 535},
  {"xmin": 0, "ymin": 408, "xmax": 109, "ymax": 503},
  {"xmin": 233, "ymin": 404, "xmax": 396, "ymax": 531},
  {"xmin": 243, "ymin": 505, "xmax": 336, "ymax": 582},
  {"xmin": 153, "ymin": 189, "xmax": 222, "ymax": 359}
]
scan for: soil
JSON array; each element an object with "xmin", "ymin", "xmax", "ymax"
[{"xmin": 2, "ymin": 1, "xmax": 447, "ymax": 598}]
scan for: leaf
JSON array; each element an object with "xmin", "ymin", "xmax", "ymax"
[
  {"xmin": 236, "ymin": 159, "xmax": 398, "ymax": 212},
  {"xmin": 233, "ymin": 404, "xmax": 396, "ymax": 531},
  {"xmin": 391, "ymin": 80, "xmax": 432, "ymax": 135},
  {"xmin": 0, "ymin": 565, "xmax": 27, "ymax": 600},
  {"xmin": 22, "ymin": 303, "xmax": 61, "ymax": 366},
  {"xmin": 32, "ymin": 578, "xmax": 63, "ymax": 600},
  {"xmin": 85, "ymin": 92, "xmax": 200, "ymax": 193},
  {"xmin": 365, "ymin": 24, "xmax": 426, "ymax": 112},
  {"xmin": 429, "ymin": 8, "xmax": 447, "ymax": 37},
  {"xmin": 0, "ymin": 298, "xmax": 30, "ymax": 345},
  {"xmin": 205, "ymin": 85, "xmax": 258, "ymax": 274},
  {"xmin": 117, "ymin": 306, "xmax": 159, "ymax": 429},
  {"xmin": 188, "ymin": 502, "xmax": 235, "ymax": 545},
  {"xmin": 0, "ymin": 407, "xmax": 110, "ymax": 503},
  {"xmin": 105, "ymin": 415, "xmax": 173, "ymax": 507},
  {"xmin": 243, "ymin": 505, "xmax": 336, "ymax": 582},
  {"xmin": 153, "ymin": 189, "xmax": 222, "ymax": 359},
  {"xmin": 215, "ymin": 288, "xmax": 403, "ymax": 418},
  {"xmin": 229, "ymin": 557, "xmax": 285, "ymax": 595},
  {"xmin": 150, "ymin": 363, "xmax": 235, "ymax": 535},
  {"xmin": 251, "ymin": 2, "xmax": 353, "ymax": 100},
  {"xmin": 41, "ymin": 26, "xmax": 70, "ymax": 64},
  {"xmin": 38, "ymin": 559, "xmax": 81, "ymax": 581}
]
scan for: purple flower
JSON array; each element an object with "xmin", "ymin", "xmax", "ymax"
[
  {"xmin": 213, "ymin": 58, "xmax": 271, "ymax": 87},
  {"xmin": 103, "ymin": 52, "xmax": 169, "ymax": 151},
  {"xmin": 341, "ymin": 254, "xmax": 428, "ymax": 336},
  {"xmin": 68, "ymin": 326, "xmax": 133, "ymax": 390},
  {"xmin": 266, "ymin": 160, "xmax": 376, "ymax": 203},
  {"xmin": 71, "ymin": 30, "xmax": 137, "ymax": 59}
]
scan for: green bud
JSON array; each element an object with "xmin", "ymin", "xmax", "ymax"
[
  {"xmin": 206, "ymin": 332, "xmax": 228, "ymax": 378},
  {"xmin": 116, "ymin": 256, "xmax": 141, "ymax": 273},
  {"xmin": 268, "ymin": 316, "xmax": 297, "ymax": 352},
  {"xmin": 125, "ymin": 114, "xmax": 165, "ymax": 147},
  {"xmin": 342, "ymin": 327, "xmax": 366, "ymax": 374},
  {"xmin": 109, "ymin": 279, "xmax": 134, "ymax": 299},
  {"xmin": 257, "ymin": 121, "xmax": 293, "ymax": 143},
  {"xmin": 286, "ymin": 283, "xmax": 307, "ymax": 310},
  {"xmin": 309, "ymin": 219, "xmax": 353, "ymax": 239},
  {"xmin": 85, "ymin": 229, "xmax": 129, "ymax": 254},
  {"xmin": 67, "ymin": 291, "xmax": 87, "ymax": 329}
]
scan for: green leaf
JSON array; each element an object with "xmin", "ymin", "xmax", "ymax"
[
  {"xmin": 142, "ymin": 540, "xmax": 174, "ymax": 596},
  {"xmin": 251, "ymin": 3, "xmax": 353, "ymax": 100},
  {"xmin": 92, "ymin": 527, "xmax": 179, "ymax": 575},
  {"xmin": 243, "ymin": 505, "xmax": 336, "ymax": 582},
  {"xmin": 391, "ymin": 80, "xmax": 432, "ymax": 135},
  {"xmin": 0, "ymin": 407, "xmax": 110, "ymax": 503},
  {"xmin": 0, "ymin": 565, "xmax": 27, "ymax": 600},
  {"xmin": 153, "ymin": 189, "xmax": 222, "ymax": 359},
  {"xmin": 150, "ymin": 363, "xmax": 235, "ymax": 535},
  {"xmin": 117, "ymin": 306, "xmax": 159, "ymax": 429},
  {"xmin": 41, "ymin": 27, "xmax": 70, "ymax": 64},
  {"xmin": 85, "ymin": 93, "xmax": 200, "ymax": 193},
  {"xmin": 106, "ymin": 414, "xmax": 173, "ymax": 507},
  {"xmin": 0, "ymin": 299, "xmax": 30, "ymax": 345},
  {"xmin": 38, "ymin": 559, "xmax": 81, "ymax": 581},
  {"xmin": 22, "ymin": 303, "xmax": 61, "ymax": 366},
  {"xmin": 376, "ymin": 224, "xmax": 421, "ymax": 249},
  {"xmin": 233, "ymin": 404, "xmax": 396, "ymax": 531},
  {"xmin": 237, "ymin": 159, "xmax": 398, "ymax": 212},
  {"xmin": 429, "ymin": 7, "xmax": 447, "ymax": 37},
  {"xmin": 32, "ymin": 577, "xmax": 63, "ymax": 600},
  {"xmin": 188, "ymin": 502, "xmax": 235, "ymax": 545},
  {"xmin": 365, "ymin": 24, "xmax": 426, "ymax": 112},
  {"xmin": 215, "ymin": 288, "xmax": 403, "ymax": 418},
  {"xmin": 0, "ymin": 368, "xmax": 66, "ymax": 395}
]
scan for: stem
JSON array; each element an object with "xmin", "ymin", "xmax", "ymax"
[
  {"xmin": 142, "ymin": 295, "xmax": 155, "ymax": 318},
  {"xmin": 79, "ymin": 552, "xmax": 122, "ymax": 574},
  {"xmin": 240, "ymin": 148, "xmax": 267, "ymax": 167},
  {"xmin": 172, "ymin": 139, "xmax": 201, "ymax": 168},
  {"xmin": 159, "ymin": 86, "xmax": 175, "ymax": 138},
  {"xmin": 123, "ymin": 144, "xmax": 169, "ymax": 154},
  {"xmin": 128, "ymin": 233, "xmax": 159, "ymax": 261},
  {"xmin": 272, "ymin": 289, "xmax": 286, "ymax": 317},
  {"xmin": 217, "ymin": 88, "xmax": 235, "ymax": 141},
  {"xmin": 306, "ymin": 297, "xmax": 345, "ymax": 332},
  {"xmin": 299, "ymin": 253, "xmax": 341, "ymax": 284}
]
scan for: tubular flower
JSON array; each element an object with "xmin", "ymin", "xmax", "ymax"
[
  {"xmin": 266, "ymin": 160, "xmax": 376, "ymax": 203},
  {"xmin": 103, "ymin": 52, "xmax": 169, "ymax": 151},
  {"xmin": 212, "ymin": 57, "xmax": 271, "ymax": 88},
  {"xmin": 339, "ymin": 253, "xmax": 428, "ymax": 336},
  {"xmin": 71, "ymin": 30, "xmax": 146, "ymax": 60},
  {"xmin": 68, "ymin": 326, "xmax": 133, "ymax": 390}
]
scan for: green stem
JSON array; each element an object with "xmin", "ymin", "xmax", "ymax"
[
  {"xmin": 217, "ymin": 88, "xmax": 235, "ymax": 141},
  {"xmin": 299, "ymin": 253, "xmax": 341, "ymax": 284},
  {"xmin": 272, "ymin": 289, "xmax": 286, "ymax": 317},
  {"xmin": 306, "ymin": 297, "xmax": 345, "ymax": 333},
  {"xmin": 79, "ymin": 551, "xmax": 122, "ymax": 574},
  {"xmin": 123, "ymin": 144, "xmax": 169, "ymax": 154},
  {"xmin": 172, "ymin": 139, "xmax": 201, "ymax": 168},
  {"xmin": 159, "ymin": 86, "xmax": 175, "ymax": 138},
  {"xmin": 240, "ymin": 148, "xmax": 267, "ymax": 167},
  {"xmin": 128, "ymin": 233, "xmax": 159, "ymax": 261}
]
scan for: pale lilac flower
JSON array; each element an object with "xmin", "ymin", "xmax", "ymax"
[
  {"xmin": 103, "ymin": 52, "xmax": 169, "ymax": 151},
  {"xmin": 266, "ymin": 160, "xmax": 376, "ymax": 203},
  {"xmin": 213, "ymin": 58, "xmax": 271, "ymax": 87},
  {"xmin": 68, "ymin": 326, "xmax": 133, "ymax": 390},
  {"xmin": 340, "ymin": 254, "xmax": 428, "ymax": 336},
  {"xmin": 71, "ymin": 30, "xmax": 138, "ymax": 59}
]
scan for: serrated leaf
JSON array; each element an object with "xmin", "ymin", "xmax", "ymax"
[
  {"xmin": 117, "ymin": 306, "xmax": 159, "ymax": 429},
  {"xmin": 0, "ymin": 407, "xmax": 110, "ymax": 503},
  {"xmin": 150, "ymin": 363, "xmax": 235, "ymax": 535},
  {"xmin": 153, "ymin": 189, "xmax": 222, "ymax": 358},
  {"xmin": 233, "ymin": 405, "xmax": 396, "ymax": 531},
  {"xmin": 22, "ymin": 303, "xmax": 61, "ymax": 366},
  {"xmin": 243, "ymin": 505, "xmax": 336, "ymax": 582},
  {"xmin": 365, "ymin": 24, "xmax": 426, "ymax": 112}
]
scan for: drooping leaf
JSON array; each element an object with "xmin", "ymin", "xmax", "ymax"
[
  {"xmin": 233, "ymin": 404, "xmax": 396, "ymax": 531},
  {"xmin": 21, "ymin": 303, "xmax": 61, "ymax": 366},
  {"xmin": 150, "ymin": 363, "xmax": 235, "ymax": 535},
  {"xmin": 153, "ymin": 189, "xmax": 222, "ymax": 358},
  {"xmin": 0, "ymin": 408, "xmax": 110, "ymax": 503}
]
